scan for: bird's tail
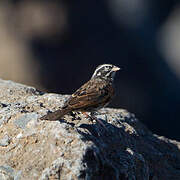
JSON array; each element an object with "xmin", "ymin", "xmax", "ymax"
[{"xmin": 40, "ymin": 107, "xmax": 72, "ymax": 121}]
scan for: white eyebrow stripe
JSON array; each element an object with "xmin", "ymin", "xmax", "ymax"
[{"xmin": 92, "ymin": 64, "xmax": 112, "ymax": 78}]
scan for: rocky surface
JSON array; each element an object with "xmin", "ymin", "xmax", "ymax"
[{"xmin": 0, "ymin": 79, "xmax": 180, "ymax": 180}]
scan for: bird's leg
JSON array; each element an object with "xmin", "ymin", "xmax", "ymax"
[
  {"xmin": 82, "ymin": 112, "xmax": 108, "ymax": 130},
  {"xmin": 82, "ymin": 112, "xmax": 94, "ymax": 122},
  {"xmin": 90, "ymin": 112, "xmax": 108, "ymax": 130}
]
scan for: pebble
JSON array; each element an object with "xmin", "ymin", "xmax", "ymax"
[{"xmin": 0, "ymin": 135, "xmax": 10, "ymax": 147}]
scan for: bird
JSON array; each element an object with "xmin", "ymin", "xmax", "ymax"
[{"xmin": 40, "ymin": 64, "xmax": 120, "ymax": 121}]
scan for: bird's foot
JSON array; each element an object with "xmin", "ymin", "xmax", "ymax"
[{"xmin": 81, "ymin": 112, "xmax": 108, "ymax": 130}]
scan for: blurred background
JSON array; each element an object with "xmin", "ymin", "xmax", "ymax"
[{"xmin": 0, "ymin": 0, "xmax": 179, "ymax": 140}]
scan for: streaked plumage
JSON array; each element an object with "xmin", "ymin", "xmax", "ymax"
[{"xmin": 40, "ymin": 64, "xmax": 120, "ymax": 120}]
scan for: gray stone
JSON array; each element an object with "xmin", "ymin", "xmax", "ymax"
[
  {"xmin": 0, "ymin": 165, "xmax": 21, "ymax": 180},
  {"xmin": 0, "ymin": 134, "xmax": 10, "ymax": 147},
  {"xmin": 0, "ymin": 79, "xmax": 180, "ymax": 180},
  {"xmin": 0, "ymin": 165, "xmax": 14, "ymax": 180},
  {"xmin": 14, "ymin": 113, "xmax": 38, "ymax": 129}
]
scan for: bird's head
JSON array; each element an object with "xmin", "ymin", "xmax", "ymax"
[{"xmin": 91, "ymin": 64, "xmax": 120, "ymax": 81}]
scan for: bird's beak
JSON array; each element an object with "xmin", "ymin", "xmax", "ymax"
[{"xmin": 112, "ymin": 66, "xmax": 121, "ymax": 72}]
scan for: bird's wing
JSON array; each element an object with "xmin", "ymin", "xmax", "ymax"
[{"xmin": 64, "ymin": 79, "xmax": 114, "ymax": 110}]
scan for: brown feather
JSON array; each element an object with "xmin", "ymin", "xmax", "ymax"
[
  {"xmin": 66, "ymin": 78, "xmax": 114, "ymax": 111},
  {"xmin": 40, "ymin": 79, "xmax": 114, "ymax": 120},
  {"xmin": 40, "ymin": 64, "xmax": 119, "ymax": 121},
  {"xmin": 40, "ymin": 107, "xmax": 72, "ymax": 121}
]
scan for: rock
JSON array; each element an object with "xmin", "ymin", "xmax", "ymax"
[
  {"xmin": 0, "ymin": 134, "xmax": 10, "ymax": 147},
  {"xmin": 0, "ymin": 78, "xmax": 180, "ymax": 180},
  {"xmin": 0, "ymin": 165, "xmax": 14, "ymax": 180},
  {"xmin": 0, "ymin": 165, "xmax": 21, "ymax": 180},
  {"xmin": 14, "ymin": 113, "xmax": 38, "ymax": 129}
]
